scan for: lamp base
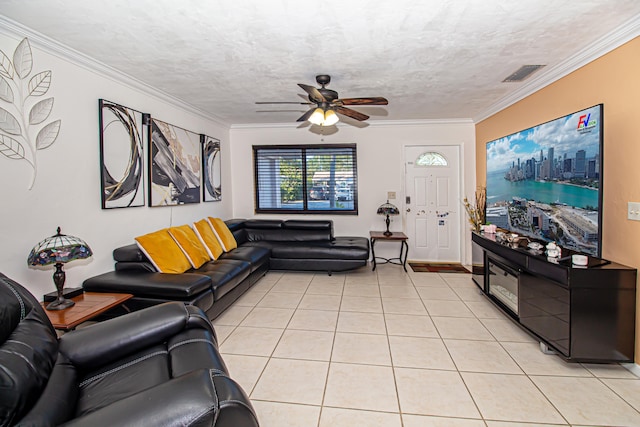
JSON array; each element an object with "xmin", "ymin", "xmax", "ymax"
[
  {"xmin": 384, "ymin": 214, "xmax": 393, "ymax": 236},
  {"xmin": 46, "ymin": 297, "xmax": 75, "ymax": 311},
  {"xmin": 46, "ymin": 262, "xmax": 75, "ymax": 310}
]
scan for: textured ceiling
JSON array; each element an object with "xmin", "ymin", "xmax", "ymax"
[{"xmin": 1, "ymin": 1, "xmax": 639, "ymax": 126}]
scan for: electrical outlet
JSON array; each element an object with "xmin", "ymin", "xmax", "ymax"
[
  {"xmin": 387, "ymin": 191, "xmax": 396, "ymax": 200},
  {"xmin": 628, "ymin": 202, "xmax": 640, "ymax": 221}
]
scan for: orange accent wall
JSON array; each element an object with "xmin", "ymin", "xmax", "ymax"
[{"xmin": 476, "ymin": 37, "xmax": 640, "ymax": 362}]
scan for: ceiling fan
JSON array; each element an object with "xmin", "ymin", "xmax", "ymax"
[{"xmin": 256, "ymin": 74, "xmax": 388, "ymax": 126}]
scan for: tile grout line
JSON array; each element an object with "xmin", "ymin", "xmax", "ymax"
[
  {"xmin": 433, "ymin": 273, "xmax": 490, "ymax": 426},
  {"xmin": 444, "ymin": 272, "xmax": 571, "ymax": 425},
  {"xmin": 228, "ymin": 267, "xmax": 640, "ymax": 425},
  {"xmin": 245, "ymin": 273, "xmax": 288, "ymax": 398},
  {"xmin": 592, "ymin": 375, "xmax": 640, "ymax": 417},
  {"xmin": 316, "ymin": 271, "xmax": 346, "ymax": 427}
]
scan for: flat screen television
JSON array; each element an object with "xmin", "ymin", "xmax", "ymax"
[{"xmin": 485, "ymin": 104, "xmax": 603, "ymax": 257}]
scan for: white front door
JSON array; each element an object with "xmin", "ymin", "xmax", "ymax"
[{"xmin": 405, "ymin": 145, "xmax": 461, "ymax": 262}]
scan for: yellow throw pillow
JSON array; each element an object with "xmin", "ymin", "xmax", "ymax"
[
  {"xmin": 193, "ymin": 219, "xmax": 224, "ymax": 260},
  {"xmin": 168, "ymin": 225, "xmax": 211, "ymax": 269},
  {"xmin": 135, "ymin": 229, "xmax": 191, "ymax": 274},
  {"xmin": 208, "ymin": 217, "xmax": 238, "ymax": 252}
]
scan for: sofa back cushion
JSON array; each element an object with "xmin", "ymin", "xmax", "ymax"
[
  {"xmin": 240, "ymin": 219, "xmax": 334, "ymax": 242},
  {"xmin": 225, "ymin": 219, "xmax": 249, "ymax": 245},
  {"xmin": 135, "ymin": 229, "xmax": 192, "ymax": 274},
  {"xmin": 284, "ymin": 220, "xmax": 334, "ymax": 235},
  {"xmin": 0, "ymin": 273, "xmax": 58, "ymax": 426}
]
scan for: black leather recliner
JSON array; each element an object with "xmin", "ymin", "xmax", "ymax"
[{"xmin": 0, "ymin": 273, "xmax": 259, "ymax": 427}]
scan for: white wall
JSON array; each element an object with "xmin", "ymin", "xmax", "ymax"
[
  {"xmin": 0, "ymin": 30, "xmax": 232, "ymax": 298},
  {"xmin": 230, "ymin": 121, "xmax": 476, "ymax": 262}
]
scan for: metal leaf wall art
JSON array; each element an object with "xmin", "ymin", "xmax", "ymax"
[{"xmin": 0, "ymin": 37, "xmax": 61, "ymax": 189}]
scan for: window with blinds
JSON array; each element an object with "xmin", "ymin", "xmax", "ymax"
[{"xmin": 253, "ymin": 144, "xmax": 358, "ymax": 214}]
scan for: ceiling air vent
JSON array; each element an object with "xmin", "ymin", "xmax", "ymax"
[{"xmin": 502, "ymin": 65, "xmax": 545, "ymax": 82}]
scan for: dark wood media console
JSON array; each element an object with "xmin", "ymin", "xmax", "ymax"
[{"xmin": 472, "ymin": 231, "xmax": 637, "ymax": 363}]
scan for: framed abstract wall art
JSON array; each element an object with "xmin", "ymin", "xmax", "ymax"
[
  {"xmin": 148, "ymin": 118, "xmax": 201, "ymax": 206},
  {"xmin": 98, "ymin": 99, "xmax": 146, "ymax": 209},
  {"xmin": 201, "ymin": 134, "xmax": 221, "ymax": 202}
]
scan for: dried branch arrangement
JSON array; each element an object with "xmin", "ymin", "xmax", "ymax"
[{"xmin": 463, "ymin": 186, "xmax": 486, "ymax": 232}]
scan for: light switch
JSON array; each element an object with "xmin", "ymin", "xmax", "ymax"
[
  {"xmin": 628, "ymin": 202, "xmax": 640, "ymax": 221},
  {"xmin": 387, "ymin": 191, "xmax": 396, "ymax": 200}
]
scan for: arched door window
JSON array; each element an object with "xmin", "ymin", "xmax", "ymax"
[{"xmin": 415, "ymin": 151, "xmax": 448, "ymax": 166}]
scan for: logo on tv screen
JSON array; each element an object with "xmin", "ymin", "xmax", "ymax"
[{"xmin": 577, "ymin": 113, "xmax": 597, "ymax": 132}]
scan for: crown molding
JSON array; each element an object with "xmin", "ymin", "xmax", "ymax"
[
  {"xmin": 230, "ymin": 117, "xmax": 474, "ymax": 130},
  {"xmin": 367, "ymin": 118, "xmax": 475, "ymax": 126},
  {"xmin": 230, "ymin": 122, "xmax": 309, "ymax": 130},
  {"xmin": 0, "ymin": 15, "xmax": 229, "ymax": 128},
  {"xmin": 474, "ymin": 14, "xmax": 640, "ymax": 123}
]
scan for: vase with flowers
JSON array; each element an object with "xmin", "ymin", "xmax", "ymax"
[{"xmin": 463, "ymin": 186, "xmax": 486, "ymax": 232}]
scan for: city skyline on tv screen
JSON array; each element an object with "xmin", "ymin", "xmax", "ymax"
[{"xmin": 486, "ymin": 104, "xmax": 602, "ymax": 256}]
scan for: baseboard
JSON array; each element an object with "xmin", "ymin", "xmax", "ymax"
[{"xmin": 621, "ymin": 362, "xmax": 640, "ymax": 378}]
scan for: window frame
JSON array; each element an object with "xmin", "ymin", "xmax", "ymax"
[
  {"xmin": 253, "ymin": 144, "xmax": 358, "ymax": 215},
  {"xmin": 415, "ymin": 151, "xmax": 448, "ymax": 166}
]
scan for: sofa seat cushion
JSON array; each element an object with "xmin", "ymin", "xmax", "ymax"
[
  {"xmin": 219, "ymin": 245, "xmax": 270, "ymax": 272},
  {"xmin": 267, "ymin": 237, "xmax": 369, "ymax": 260},
  {"xmin": 195, "ymin": 259, "xmax": 251, "ymax": 301},
  {"xmin": 83, "ymin": 271, "xmax": 212, "ymax": 299}
]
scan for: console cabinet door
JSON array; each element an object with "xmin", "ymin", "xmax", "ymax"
[{"xmin": 519, "ymin": 272, "xmax": 570, "ymax": 356}]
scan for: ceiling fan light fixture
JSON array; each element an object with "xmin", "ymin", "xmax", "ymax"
[
  {"xmin": 308, "ymin": 107, "xmax": 325, "ymax": 125},
  {"xmin": 323, "ymin": 109, "xmax": 339, "ymax": 126}
]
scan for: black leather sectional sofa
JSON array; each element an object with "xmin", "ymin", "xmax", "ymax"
[
  {"xmin": 84, "ymin": 219, "xmax": 369, "ymax": 320},
  {"xmin": 0, "ymin": 273, "xmax": 258, "ymax": 427},
  {"xmin": 226, "ymin": 219, "xmax": 370, "ymax": 272}
]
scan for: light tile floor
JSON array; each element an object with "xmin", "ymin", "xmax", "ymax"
[{"xmin": 214, "ymin": 264, "xmax": 640, "ymax": 427}]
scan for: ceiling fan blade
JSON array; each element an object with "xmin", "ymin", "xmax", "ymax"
[
  {"xmin": 298, "ymin": 83, "xmax": 326, "ymax": 103},
  {"xmin": 296, "ymin": 108, "xmax": 316, "ymax": 122},
  {"xmin": 255, "ymin": 101, "xmax": 313, "ymax": 105},
  {"xmin": 335, "ymin": 97, "xmax": 389, "ymax": 106},
  {"xmin": 335, "ymin": 106, "xmax": 369, "ymax": 121},
  {"xmin": 257, "ymin": 109, "xmax": 308, "ymax": 113}
]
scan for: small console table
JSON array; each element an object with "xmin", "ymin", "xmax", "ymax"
[
  {"xmin": 370, "ymin": 231, "xmax": 409, "ymax": 272},
  {"xmin": 472, "ymin": 231, "xmax": 636, "ymax": 363},
  {"xmin": 41, "ymin": 291, "xmax": 133, "ymax": 331}
]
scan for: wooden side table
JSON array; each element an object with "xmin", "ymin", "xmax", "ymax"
[
  {"xmin": 370, "ymin": 231, "xmax": 409, "ymax": 272},
  {"xmin": 41, "ymin": 292, "xmax": 133, "ymax": 331}
]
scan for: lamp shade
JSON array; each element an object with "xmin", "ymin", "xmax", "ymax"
[
  {"xmin": 308, "ymin": 107, "xmax": 325, "ymax": 126},
  {"xmin": 377, "ymin": 200, "xmax": 399, "ymax": 236},
  {"xmin": 377, "ymin": 201, "xmax": 399, "ymax": 216},
  {"xmin": 323, "ymin": 109, "xmax": 339, "ymax": 126},
  {"xmin": 307, "ymin": 107, "xmax": 340, "ymax": 126},
  {"xmin": 28, "ymin": 227, "xmax": 93, "ymax": 266},
  {"xmin": 28, "ymin": 227, "xmax": 93, "ymax": 311}
]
